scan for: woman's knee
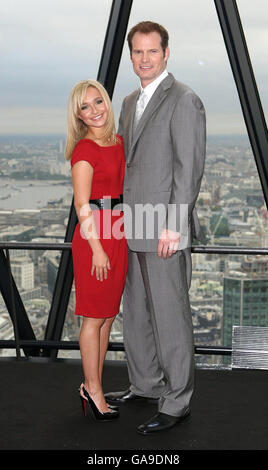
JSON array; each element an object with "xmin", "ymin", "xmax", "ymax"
[
  {"xmin": 103, "ymin": 316, "xmax": 115, "ymax": 327},
  {"xmin": 81, "ymin": 317, "xmax": 106, "ymax": 331}
]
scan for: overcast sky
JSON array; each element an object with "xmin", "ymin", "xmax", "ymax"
[{"xmin": 0, "ymin": 0, "xmax": 267, "ymax": 135}]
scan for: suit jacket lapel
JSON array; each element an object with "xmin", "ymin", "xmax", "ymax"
[
  {"xmin": 128, "ymin": 73, "xmax": 175, "ymax": 164},
  {"xmin": 125, "ymin": 90, "xmax": 139, "ymax": 160}
]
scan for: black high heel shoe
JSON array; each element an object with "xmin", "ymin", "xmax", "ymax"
[
  {"xmin": 78, "ymin": 384, "xmax": 118, "ymax": 411},
  {"xmin": 80, "ymin": 386, "xmax": 119, "ymax": 421}
]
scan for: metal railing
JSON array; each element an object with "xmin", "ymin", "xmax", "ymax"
[{"xmin": 1, "ymin": 241, "xmax": 268, "ymax": 359}]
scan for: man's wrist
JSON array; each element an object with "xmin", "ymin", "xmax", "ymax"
[{"xmin": 159, "ymin": 228, "xmax": 180, "ymax": 241}]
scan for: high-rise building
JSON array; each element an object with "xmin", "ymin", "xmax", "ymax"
[
  {"xmin": 11, "ymin": 256, "xmax": 34, "ymax": 290},
  {"xmin": 223, "ymin": 256, "xmax": 268, "ymax": 346}
]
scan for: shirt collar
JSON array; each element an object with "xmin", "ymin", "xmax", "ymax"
[{"xmin": 140, "ymin": 69, "xmax": 169, "ymax": 99}]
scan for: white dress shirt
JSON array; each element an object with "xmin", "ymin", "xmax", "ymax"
[
  {"xmin": 134, "ymin": 69, "xmax": 168, "ymax": 127},
  {"xmin": 138, "ymin": 69, "xmax": 168, "ymax": 112}
]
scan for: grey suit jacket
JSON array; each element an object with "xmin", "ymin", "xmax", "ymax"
[{"xmin": 118, "ymin": 73, "xmax": 206, "ymax": 252}]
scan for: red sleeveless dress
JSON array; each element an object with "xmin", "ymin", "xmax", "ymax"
[{"xmin": 71, "ymin": 137, "xmax": 128, "ymax": 318}]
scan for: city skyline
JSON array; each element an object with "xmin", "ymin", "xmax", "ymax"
[{"xmin": 0, "ymin": 130, "xmax": 268, "ymax": 363}]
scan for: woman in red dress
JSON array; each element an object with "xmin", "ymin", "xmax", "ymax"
[{"xmin": 65, "ymin": 79, "xmax": 128, "ymax": 421}]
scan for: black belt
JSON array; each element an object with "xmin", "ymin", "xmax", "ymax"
[{"xmin": 89, "ymin": 194, "xmax": 123, "ymax": 210}]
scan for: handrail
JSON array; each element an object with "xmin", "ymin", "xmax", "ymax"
[
  {"xmin": 0, "ymin": 340, "xmax": 232, "ymax": 356},
  {"xmin": 1, "ymin": 241, "xmax": 267, "ymax": 359},
  {"xmin": 0, "ymin": 242, "xmax": 71, "ymax": 250},
  {"xmin": 1, "ymin": 241, "xmax": 268, "ymax": 254}
]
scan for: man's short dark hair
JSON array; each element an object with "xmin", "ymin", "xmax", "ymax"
[{"xmin": 127, "ymin": 21, "xmax": 169, "ymax": 54}]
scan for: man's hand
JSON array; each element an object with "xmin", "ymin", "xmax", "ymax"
[{"xmin": 157, "ymin": 229, "xmax": 180, "ymax": 258}]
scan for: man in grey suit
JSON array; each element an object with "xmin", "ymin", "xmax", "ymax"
[{"xmin": 105, "ymin": 21, "xmax": 206, "ymax": 434}]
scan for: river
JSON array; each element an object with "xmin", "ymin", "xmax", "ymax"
[{"xmin": 0, "ymin": 179, "xmax": 72, "ymax": 210}]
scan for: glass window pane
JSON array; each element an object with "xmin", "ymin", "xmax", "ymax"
[
  {"xmin": 0, "ymin": 0, "xmax": 112, "ymax": 356},
  {"xmin": 113, "ymin": 0, "xmax": 267, "ymax": 251},
  {"xmin": 0, "ymin": 291, "xmax": 15, "ymax": 357},
  {"xmin": 191, "ymin": 251, "xmax": 268, "ymax": 367},
  {"xmin": 236, "ymin": 0, "xmax": 268, "ymax": 127},
  {"xmin": 110, "ymin": 0, "xmax": 268, "ymax": 366},
  {"xmin": 0, "ymin": 0, "xmax": 111, "ymax": 135}
]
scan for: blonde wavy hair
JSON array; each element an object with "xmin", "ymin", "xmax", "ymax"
[{"xmin": 65, "ymin": 79, "xmax": 118, "ymax": 161}]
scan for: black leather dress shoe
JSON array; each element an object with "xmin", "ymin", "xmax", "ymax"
[
  {"xmin": 104, "ymin": 389, "xmax": 159, "ymax": 405},
  {"xmin": 137, "ymin": 409, "xmax": 190, "ymax": 435}
]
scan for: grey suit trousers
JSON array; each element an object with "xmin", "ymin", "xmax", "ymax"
[{"xmin": 123, "ymin": 247, "xmax": 195, "ymax": 417}]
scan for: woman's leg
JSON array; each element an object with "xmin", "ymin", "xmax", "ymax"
[
  {"xmin": 99, "ymin": 316, "xmax": 116, "ymax": 382},
  {"xmin": 79, "ymin": 316, "xmax": 110, "ymax": 413}
]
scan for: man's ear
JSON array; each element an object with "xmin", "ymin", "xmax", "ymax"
[{"xmin": 164, "ymin": 46, "xmax": 170, "ymax": 63}]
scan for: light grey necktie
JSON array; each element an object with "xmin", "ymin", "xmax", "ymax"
[{"xmin": 133, "ymin": 89, "xmax": 146, "ymax": 131}]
